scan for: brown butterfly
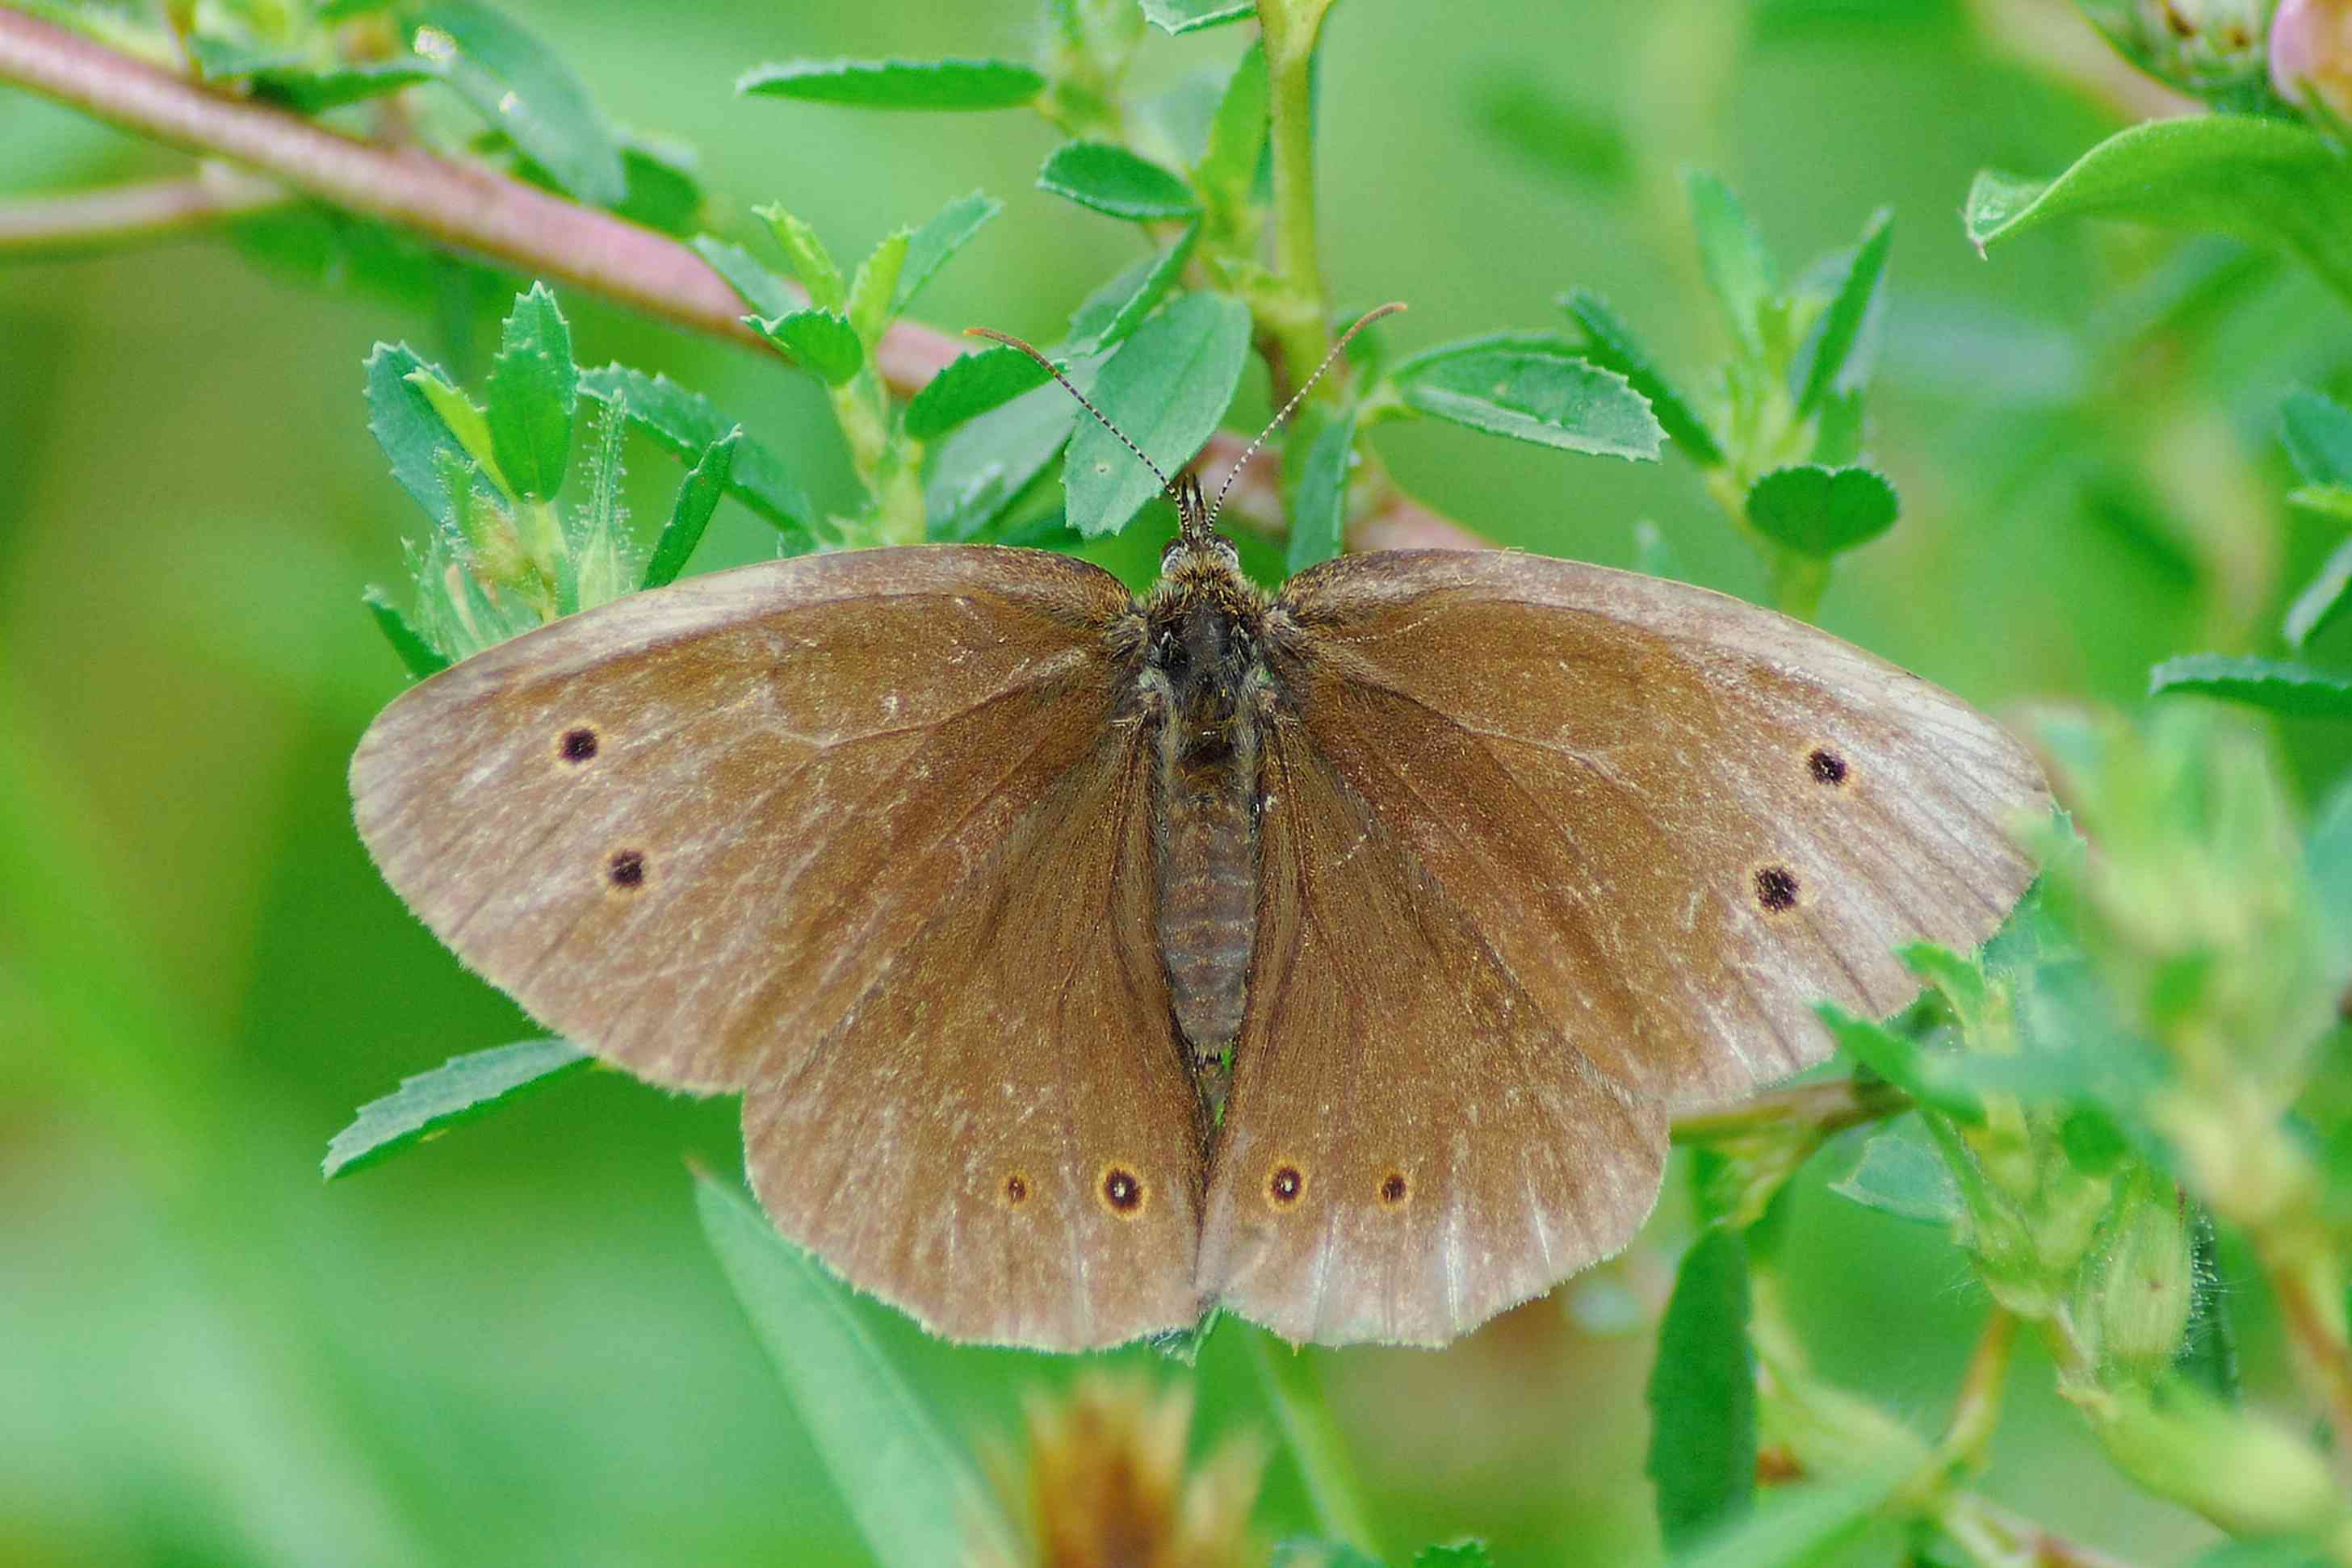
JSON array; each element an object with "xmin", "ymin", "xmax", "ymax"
[{"xmin": 350, "ymin": 318, "xmax": 2048, "ymax": 1352}]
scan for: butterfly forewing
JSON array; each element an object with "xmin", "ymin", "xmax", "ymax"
[
  {"xmin": 744, "ymin": 723, "xmax": 1206, "ymax": 1350},
  {"xmin": 1264, "ymin": 551, "xmax": 2049, "ymax": 1113},
  {"xmin": 1199, "ymin": 717, "xmax": 1667, "ymax": 1346}
]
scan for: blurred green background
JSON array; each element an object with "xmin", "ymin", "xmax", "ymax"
[{"xmin": 5, "ymin": 0, "xmax": 2350, "ymax": 1562}]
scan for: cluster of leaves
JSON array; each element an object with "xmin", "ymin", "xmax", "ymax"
[{"xmin": 2152, "ymin": 389, "xmax": 2352, "ymax": 715}]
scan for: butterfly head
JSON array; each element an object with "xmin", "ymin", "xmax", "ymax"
[{"xmin": 1159, "ymin": 472, "xmax": 1243, "ymax": 582}]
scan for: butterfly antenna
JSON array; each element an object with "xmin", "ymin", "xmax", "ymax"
[
  {"xmin": 965, "ymin": 326, "xmax": 1171, "ymax": 495},
  {"xmin": 1207, "ymin": 300, "xmax": 1406, "ymax": 526}
]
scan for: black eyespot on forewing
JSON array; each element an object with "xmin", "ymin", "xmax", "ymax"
[
  {"xmin": 560, "ymin": 727, "xmax": 599, "ymax": 763},
  {"xmin": 1377, "ymin": 1171, "xmax": 1409, "ymax": 1208},
  {"xmin": 607, "ymin": 849, "xmax": 647, "ymax": 890},
  {"xmin": 1755, "ymin": 865, "xmax": 1799, "ymax": 912},
  {"xmin": 1099, "ymin": 1164, "xmax": 1146, "ymax": 1218},
  {"xmin": 1807, "ymin": 748, "xmax": 1847, "ymax": 786},
  {"xmin": 1268, "ymin": 1164, "xmax": 1305, "ymax": 1208},
  {"xmin": 1002, "ymin": 1172, "xmax": 1030, "ymax": 1208}
]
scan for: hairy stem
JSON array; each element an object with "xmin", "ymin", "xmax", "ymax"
[{"xmin": 0, "ymin": 163, "xmax": 286, "ymax": 252}]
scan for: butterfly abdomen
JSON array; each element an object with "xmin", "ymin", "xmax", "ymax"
[{"xmin": 1144, "ymin": 558, "xmax": 1272, "ymax": 1118}]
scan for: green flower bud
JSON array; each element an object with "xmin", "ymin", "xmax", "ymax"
[
  {"xmin": 2077, "ymin": 0, "xmax": 2282, "ymax": 104},
  {"xmin": 2076, "ymin": 1173, "xmax": 2194, "ymax": 1378},
  {"xmin": 2094, "ymin": 1381, "xmax": 2348, "ymax": 1540}
]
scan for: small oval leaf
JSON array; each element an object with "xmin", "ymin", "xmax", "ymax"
[
  {"xmin": 1038, "ymin": 140, "xmax": 1202, "ymax": 222},
  {"xmin": 736, "ymin": 56, "xmax": 1046, "ymax": 111}
]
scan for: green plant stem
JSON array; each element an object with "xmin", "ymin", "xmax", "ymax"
[
  {"xmin": 0, "ymin": 163, "xmax": 287, "ymax": 253},
  {"xmin": 1939, "ymin": 1491, "xmax": 2143, "ymax": 1568},
  {"xmin": 1255, "ymin": 0, "xmax": 1333, "ymax": 402},
  {"xmin": 1246, "ymin": 1328, "xmax": 1383, "ymax": 1558},
  {"xmin": 1670, "ymin": 1075, "xmax": 1906, "ymax": 1146},
  {"xmin": 2262, "ymin": 1242, "xmax": 2352, "ymax": 1472},
  {"xmin": 1935, "ymin": 1308, "xmax": 2017, "ymax": 1478}
]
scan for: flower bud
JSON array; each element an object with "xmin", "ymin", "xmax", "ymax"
[
  {"xmin": 2075, "ymin": 1174, "xmax": 2194, "ymax": 1377},
  {"xmin": 2271, "ymin": 0, "xmax": 2352, "ymax": 120},
  {"xmin": 2077, "ymin": 0, "xmax": 2280, "ymax": 102}
]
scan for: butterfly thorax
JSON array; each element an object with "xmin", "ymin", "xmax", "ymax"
[{"xmin": 1142, "ymin": 539, "xmax": 1272, "ymax": 1122}]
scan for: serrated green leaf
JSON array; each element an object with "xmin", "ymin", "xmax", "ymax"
[
  {"xmin": 2287, "ymin": 538, "xmax": 2352, "ymax": 650},
  {"xmin": 1828, "ymin": 1114, "xmax": 1961, "ymax": 1226},
  {"xmin": 1685, "ymin": 170, "xmax": 1780, "ymax": 357},
  {"xmin": 2149, "ymin": 655, "xmax": 2352, "ymax": 718},
  {"xmin": 1067, "ymin": 292, "xmax": 1251, "ymax": 536},
  {"xmin": 736, "ymin": 56, "xmax": 1045, "ymax": 111},
  {"xmin": 1817, "ymin": 1003, "xmax": 1985, "ymax": 1121},
  {"xmin": 323, "ymin": 1038, "xmax": 589, "ymax": 1179},
  {"xmin": 413, "ymin": 1, "xmax": 625, "ymax": 207},
  {"xmin": 404, "ymin": 364, "xmax": 508, "ymax": 494},
  {"xmin": 364, "ymin": 342, "xmax": 483, "ymax": 523},
  {"xmin": 485, "ymin": 283, "xmax": 576, "ymax": 502},
  {"xmin": 577, "ymin": 364, "xmax": 814, "ymax": 544},
  {"xmin": 1286, "ymin": 409, "xmax": 1356, "ymax": 574},
  {"xmin": 754, "ymin": 204, "xmax": 846, "ymax": 313},
  {"xmin": 847, "ymin": 231, "xmax": 908, "ymax": 348},
  {"xmin": 751, "ymin": 309, "xmax": 864, "ymax": 386},
  {"xmin": 1065, "ymin": 228, "xmax": 1199, "ymax": 355},
  {"xmin": 903, "ymin": 347, "xmax": 1053, "ymax": 443},
  {"xmin": 1898, "ymin": 941, "xmax": 1985, "ymax": 1032},
  {"xmin": 1745, "ymin": 464, "xmax": 1897, "ymax": 557},
  {"xmin": 1038, "ymin": 141, "xmax": 1201, "ymax": 222},
  {"xmin": 895, "ymin": 191, "xmax": 1000, "ymax": 315},
  {"xmin": 1668, "ymin": 1473, "xmax": 1904, "ymax": 1568},
  {"xmin": 643, "ymin": 431, "xmax": 738, "ymax": 589},
  {"xmin": 1647, "ymin": 1226, "xmax": 1755, "ymax": 1552},
  {"xmin": 695, "ymin": 1173, "xmax": 1017, "ymax": 1568},
  {"xmin": 1791, "ymin": 209, "xmax": 1891, "ymax": 413},
  {"xmin": 691, "ymin": 237, "xmax": 798, "ymax": 319},
  {"xmin": 2283, "ymin": 390, "xmax": 2352, "ymax": 486},
  {"xmin": 1198, "ymin": 42, "xmax": 1269, "ymax": 212},
  {"xmin": 361, "ymin": 585, "xmax": 451, "ymax": 677},
  {"xmin": 252, "ymin": 57, "xmax": 441, "ymax": 112},
  {"xmin": 1965, "ymin": 117, "xmax": 2352, "ymax": 304},
  {"xmin": 1396, "ymin": 341, "xmax": 1664, "ymax": 460},
  {"xmin": 1141, "ymin": 0, "xmax": 1256, "ymax": 31},
  {"xmin": 1561, "ymin": 287, "xmax": 1723, "ymax": 466}
]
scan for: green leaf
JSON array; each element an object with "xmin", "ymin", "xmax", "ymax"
[
  {"xmin": 1396, "ymin": 338, "xmax": 1664, "ymax": 460},
  {"xmin": 1141, "ymin": 0, "xmax": 1256, "ymax": 31},
  {"xmin": 1647, "ymin": 1226, "xmax": 1756, "ymax": 1552},
  {"xmin": 361, "ymin": 585, "xmax": 451, "ymax": 678},
  {"xmin": 1412, "ymin": 1545, "xmax": 1494, "ymax": 1567},
  {"xmin": 1198, "ymin": 42, "xmax": 1269, "ymax": 211},
  {"xmin": 413, "ymin": 1, "xmax": 625, "ymax": 207},
  {"xmin": 363, "ymin": 342, "xmax": 480, "ymax": 523},
  {"xmin": 695, "ymin": 1173, "xmax": 1017, "ymax": 1568},
  {"xmin": 1745, "ymin": 464, "xmax": 1898, "ymax": 558},
  {"xmin": 642, "ymin": 431, "xmax": 737, "ymax": 589},
  {"xmin": 1067, "ymin": 293, "xmax": 1251, "ymax": 536},
  {"xmin": 1965, "ymin": 118, "xmax": 2352, "ymax": 304},
  {"xmin": 925, "ymin": 361, "xmax": 1095, "ymax": 540},
  {"xmin": 751, "ymin": 309, "xmax": 864, "ymax": 387},
  {"xmin": 2175, "ymin": 1208, "xmax": 2241, "ymax": 1404},
  {"xmin": 2283, "ymin": 390, "xmax": 2352, "ymax": 486},
  {"xmin": 1817, "ymin": 1003, "xmax": 1985, "ymax": 1122},
  {"xmin": 1474, "ymin": 75, "xmax": 1631, "ymax": 190},
  {"xmin": 1038, "ymin": 141, "xmax": 1201, "ymax": 222},
  {"xmin": 1685, "ymin": 170, "xmax": 1780, "ymax": 357},
  {"xmin": 1064, "ymin": 228, "xmax": 1199, "ymax": 355},
  {"xmin": 847, "ymin": 231, "xmax": 908, "ymax": 348},
  {"xmin": 2286, "ymin": 538, "xmax": 2352, "ymax": 650},
  {"xmin": 610, "ymin": 136, "xmax": 703, "ymax": 237},
  {"xmin": 1668, "ymin": 1474, "xmax": 1904, "ymax": 1568},
  {"xmin": 1811, "ymin": 391, "xmax": 1864, "ymax": 467},
  {"xmin": 323, "ymin": 1038, "xmax": 589, "ymax": 1179},
  {"xmin": 1270, "ymin": 1541, "xmax": 1385, "ymax": 1568},
  {"xmin": 690, "ymin": 237, "xmax": 799, "ymax": 319},
  {"xmin": 1561, "ymin": 287, "xmax": 1723, "ymax": 466},
  {"xmin": 404, "ymin": 364, "xmax": 505, "ymax": 492},
  {"xmin": 485, "ymin": 283, "xmax": 576, "ymax": 503},
  {"xmin": 1286, "ymin": 409, "xmax": 1357, "ymax": 574},
  {"xmin": 2292, "ymin": 485, "xmax": 2352, "ymax": 525},
  {"xmin": 754, "ymin": 204, "xmax": 846, "ymax": 313},
  {"xmin": 903, "ymin": 347, "xmax": 1053, "ymax": 443},
  {"xmin": 252, "ymin": 57, "xmax": 441, "ymax": 112},
  {"xmin": 2148, "ymin": 655, "xmax": 2352, "ymax": 719},
  {"xmin": 895, "ymin": 191, "xmax": 1000, "ymax": 316},
  {"xmin": 1898, "ymin": 941, "xmax": 1986, "ymax": 1032},
  {"xmin": 577, "ymin": 364, "xmax": 814, "ymax": 543},
  {"xmin": 1790, "ymin": 208, "xmax": 1892, "ymax": 413},
  {"xmin": 736, "ymin": 56, "xmax": 1045, "ymax": 111},
  {"xmin": 1829, "ymin": 1114, "xmax": 1962, "ymax": 1226}
]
